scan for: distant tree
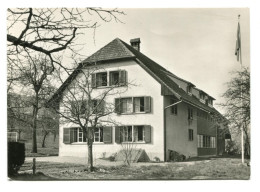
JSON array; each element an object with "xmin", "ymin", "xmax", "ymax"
[
  {"xmin": 38, "ymin": 108, "xmax": 59, "ymax": 148},
  {"xmin": 8, "ymin": 53, "xmax": 56, "ymax": 153},
  {"xmin": 218, "ymin": 67, "xmax": 250, "ymax": 157}
]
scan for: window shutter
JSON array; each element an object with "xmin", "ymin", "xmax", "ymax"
[
  {"xmin": 119, "ymin": 70, "xmax": 127, "ymax": 86},
  {"xmin": 91, "ymin": 74, "xmax": 96, "ymax": 88},
  {"xmin": 115, "ymin": 126, "xmax": 121, "ymax": 143},
  {"xmin": 114, "ymin": 98, "xmax": 121, "ymax": 114},
  {"xmin": 63, "ymin": 128, "xmax": 71, "ymax": 144},
  {"xmin": 70, "ymin": 101, "xmax": 77, "ymax": 117},
  {"xmin": 103, "ymin": 127, "xmax": 112, "ymax": 143},
  {"xmin": 144, "ymin": 125, "xmax": 151, "ymax": 143},
  {"xmin": 99, "ymin": 100, "xmax": 105, "ymax": 114},
  {"xmin": 144, "ymin": 96, "xmax": 151, "ymax": 113},
  {"xmin": 109, "ymin": 72, "xmax": 112, "ymax": 86}
]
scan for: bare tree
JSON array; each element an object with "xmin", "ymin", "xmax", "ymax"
[
  {"xmin": 7, "ymin": 8, "xmax": 125, "ymax": 71},
  {"xmin": 7, "ymin": 93, "xmax": 32, "ymax": 141},
  {"xmin": 8, "ymin": 52, "xmax": 56, "ymax": 153},
  {"xmin": 218, "ymin": 67, "xmax": 250, "ymax": 157},
  {"xmin": 38, "ymin": 108, "xmax": 59, "ymax": 148},
  {"xmin": 49, "ymin": 64, "xmax": 132, "ymax": 171}
]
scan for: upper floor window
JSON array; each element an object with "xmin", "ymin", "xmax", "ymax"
[
  {"xmin": 170, "ymin": 99, "xmax": 178, "ymax": 115},
  {"xmin": 134, "ymin": 97, "xmax": 145, "ymax": 112},
  {"xmin": 200, "ymin": 93, "xmax": 205, "ymax": 100},
  {"xmin": 70, "ymin": 99, "xmax": 105, "ymax": 117},
  {"xmin": 109, "ymin": 71, "xmax": 119, "ymax": 86},
  {"xmin": 187, "ymin": 85, "xmax": 192, "ymax": 95},
  {"xmin": 121, "ymin": 98, "xmax": 133, "ymax": 114},
  {"xmin": 96, "ymin": 72, "xmax": 107, "ymax": 87},
  {"xmin": 188, "ymin": 107, "xmax": 193, "ymax": 120},
  {"xmin": 115, "ymin": 96, "xmax": 151, "ymax": 114},
  {"xmin": 92, "ymin": 70, "xmax": 127, "ymax": 88}
]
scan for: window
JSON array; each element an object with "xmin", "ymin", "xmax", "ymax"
[
  {"xmin": 188, "ymin": 107, "xmax": 193, "ymax": 120},
  {"xmin": 96, "ymin": 72, "xmax": 107, "ymax": 87},
  {"xmin": 188, "ymin": 129, "xmax": 193, "ymax": 141},
  {"xmin": 109, "ymin": 71, "xmax": 119, "ymax": 86},
  {"xmin": 121, "ymin": 98, "xmax": 133, "ymax": 113},
  {"xmin": 115, "ymin": 96, "xmax": 151, "ymax": 114},
  {"xmin": 197, "ymin": 135, "xmax": 203, "ymax": 148},
  {"xmin": 70, "ymin": 100, "xmax": 87, "ymax": 116},
  {"xmin": 92, "ymin": 70, "xmax": 127, "ymax": 88},
  {"xmin": 134, "ymin": 97, "xmax": 145, "ymax": 112},
  {"xmin": 63, "ymin": 127, "xmax": 112, "ymax": 144},
  {"xmin": 115, "ymin": 125, "xmax": 151, "ymax": 143},
  {"xmin": 94, "ymin": 127, "xmax": 104, "ymax": 142},
  {"xmin": 134, "ymin": 126, "xmax": 144, "ymax": 142},
  {"xmin": 91, "ymin": 99, "xmax": 105, "ymax": 114},
  {"xmin": 122, "ymin": 126, "xmax": 132, "ymax": 142},
  {"xmin": 200, "ymin": 93, "xmax": 205, "ymax": 100},
  {"xmin": 197, "ymin": 135, "xmax": 216, "ymax": 148},
  {"xmin": 170, "ymin": 99, "xmax": 178, "ymax": 115},
  {"xmin": 187, "ymin": 85, "xmax": 192, "ymax": 95}
]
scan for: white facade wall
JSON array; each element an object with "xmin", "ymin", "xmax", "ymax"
[{"xmin": 59, "ymin": 60, "xmax": 164, "ymax": 160}]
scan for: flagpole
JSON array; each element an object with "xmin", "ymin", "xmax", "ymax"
[{"xmin": 238, "ymin": 15, "xmax": 244, "ymax": 164}]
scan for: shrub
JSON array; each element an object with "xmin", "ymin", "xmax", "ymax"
[
  {"xmin": 8, "ymin": 142, "xmax": 25, "ymax": 176},
  {"xmin": 225, "ymin": 140, "xmax": 239, "ymax": 155}
]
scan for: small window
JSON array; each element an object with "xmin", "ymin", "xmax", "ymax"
[
  {"xmin": 94, "ymin": 127, "xmax": 103, "ymax": 142},
  {"xmin": 121, "ymin": 98, "xmax": 133, "ymax": 113},
  {"xmin": 188, "ymin": 107, "xmax": 193, "ymax": 120},
  {"xmin": 122, "ymin": 126, "xmax": 132, "ymax": 142},
  {"xmin": 200, "ymin": 93, "xmax": 205, "ymax": 100},
  {"xmin": 96, "ymin": 72, "xmax": 107, "ymax": 87},
  {"xmin": 78, "ymin": 128, "xmax": 87, "ymax": 142},
  {"xmin": 187, "ymin": 85, "xmax": 192, "ymax": 94},
  {"xmin": 171, "ymin": 105, "xmax": 177, "ymax": 115},
  {"xmin": 110, "ymin": 71, "xmax": 120, "ymax": 86},
  {"xmin": 134, "ymin": 97, "xmax": 145, "ymax": 112},
  {"xmin": 134, "ymin": 126, "xmax": 144, "ymax": 142},
  {"xmin": 188, "ymin": 129, "xmax": 193, "ymax": 141},
  {"xmin": 70, "ymin": 100, "xmax": 87, "ymax": 116}
]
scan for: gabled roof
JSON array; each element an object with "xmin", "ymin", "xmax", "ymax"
[
  {"xmin": 48, "ymin": 38, "xmax": 219, "ymax": 114},
  {"xmin": 82, "ymin": 38, "xmax": 135, "ymax": 63}
]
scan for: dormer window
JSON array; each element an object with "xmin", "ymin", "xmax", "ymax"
[
  {"xmin": 200, "ymin": 93, "xmax": 205, "ymax": 100},
  {"xmin": 199, "ymin": 92, "xmax": 206, "ymax": 104},
  {"xmin": 208, "ymin": 99, "xmax": 213, "ymax": 107},
  {"xmin": 187, "ymin": 85, "xmax": 192, "ymax": 96}
]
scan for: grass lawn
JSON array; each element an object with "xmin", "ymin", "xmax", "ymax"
[
  {"xmin": 25, "ymin": 136, "xmax": 59, "ymax": 157},
  {"xmin": 12, "ymin": 157, "xmax": 250, "ymax": 180}
]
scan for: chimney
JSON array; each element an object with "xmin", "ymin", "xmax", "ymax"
[{"xmin": 130, "ymin": 38, "xmax": 141, "ymax": 51}]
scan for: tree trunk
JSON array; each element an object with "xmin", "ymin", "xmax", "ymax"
[
  {"xmin": 42, "ymin": 132, "xmax": 48, "ymax": 148},
  {"xmin": 31, "ymin": 93, "xmax": 39, "ymax": 153},
  {"xmin": 88, "ymin": 143, "xmax": 94, "ymax": 172},
  {"xmin": 53, "ymin": 130, "xmax": 56, "ymax": 142}
]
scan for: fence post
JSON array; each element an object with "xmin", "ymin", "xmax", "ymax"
[{"xmin": 32, "ymin": 158, "xmax": 36, "ymax": 175}]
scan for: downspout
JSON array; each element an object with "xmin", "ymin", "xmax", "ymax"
[{"xmin": 164, "ymin": 100, "xmax": 182, "ymax": 162}]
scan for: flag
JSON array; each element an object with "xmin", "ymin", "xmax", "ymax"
[{"xmin": 235, "ymin": 22, "xmax": 241, "ymax": 62}]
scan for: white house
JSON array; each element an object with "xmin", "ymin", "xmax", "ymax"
[{"xmin": 48, "ymin": 38, "xmax": 229, "ymax": 161}]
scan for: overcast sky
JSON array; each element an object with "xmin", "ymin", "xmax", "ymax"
[{"xmin": 77, "ymin": 8, "xmax": 250, "ymax": 113}]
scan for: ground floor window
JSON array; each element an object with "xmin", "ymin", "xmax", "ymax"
[
  {"xmin": 197, "ymin": 135, "xmax": 216, "ymax": 148},
  {"xmin": 115, "ymin": 125, "xmax": 151, "ymax": 143},
  {"xmin": 121, "ymin": 125, "xmax": 144, "ymax": 142}
]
